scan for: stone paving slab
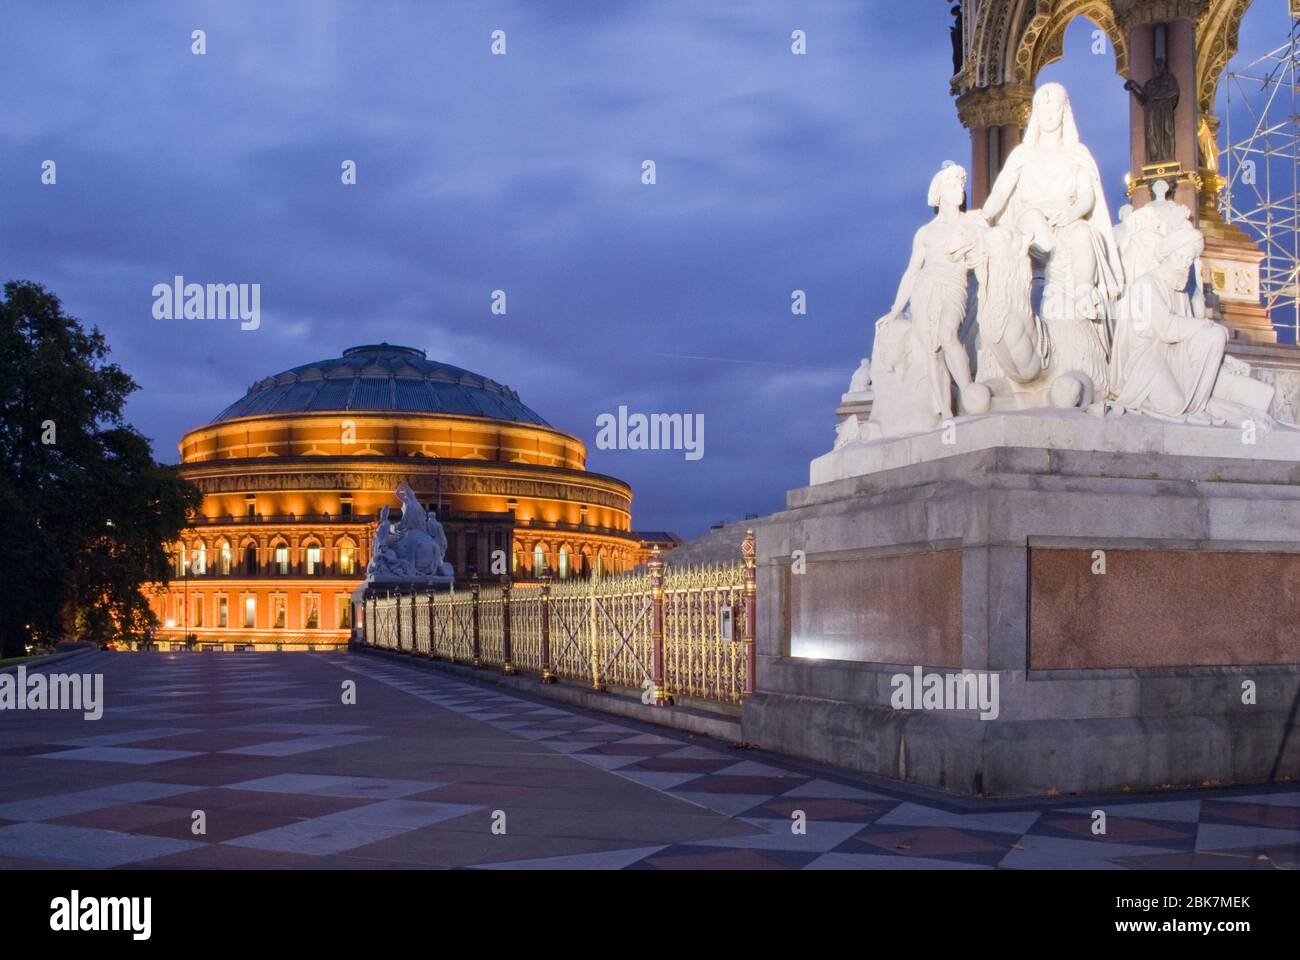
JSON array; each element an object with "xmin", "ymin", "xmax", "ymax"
[{"xmin": 0, "ymin": 649, "xmax": 1296, "ymax": 869}]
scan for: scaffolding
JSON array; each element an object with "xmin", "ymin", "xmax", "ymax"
[{"xmin": 1221, "ymin": 20, "xmax": 1300, "ymax": 340}]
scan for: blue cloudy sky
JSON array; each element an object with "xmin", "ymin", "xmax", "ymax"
[{"xmin": 0, "ymin": 0, "xmax": 1291, "ymax": 537}]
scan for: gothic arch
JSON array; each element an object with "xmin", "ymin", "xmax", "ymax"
[
  {"xmin": 1016, "ymin": 0, "xmax": 1128, "ymax": 83},
  {"xmin": 1197, "ymin": 0, "xmax": 1254, "ymax": 114},
  {"xmin": 966, "ymin": 0, "xmax": 1128, "ymax": 92}
]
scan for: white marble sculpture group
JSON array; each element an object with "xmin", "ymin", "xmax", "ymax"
[
  {"xmin": 365, "ymin": 481, "xmax": 455, "ymax": 583},
  {"xmin": 836, "ymin": 81, "xmax": 1278, "ymax": 450}
]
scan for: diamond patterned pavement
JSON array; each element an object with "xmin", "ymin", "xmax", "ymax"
[{"xmin": 0, "ymin": 650, "xmax": 1297, "ymax": 869}]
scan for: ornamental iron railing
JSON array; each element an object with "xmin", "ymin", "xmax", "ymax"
[{"xmin": 362, "ymin": 531, "xmax": 756, "ymax": 705}]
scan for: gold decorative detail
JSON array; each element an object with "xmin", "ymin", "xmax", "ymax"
[
  {"xmin": 956, "ymin": 82, "xmax": 1034, "ymax": 130},
  {"xmin": 1127, "ymin": 160, "xmax": 1200, "ymax": 198},
  {"xmin": 1197, "ymin": 0, "xmax": 1253, "ymax": 114},
  {"xmin": 1111, "ymin": 0, "xmax": 1211, "ymax": 33}
]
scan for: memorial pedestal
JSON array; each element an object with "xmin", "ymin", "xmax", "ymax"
[{"xmin": 745, "ymin": 429, "xmax": 1300, "ymax": 796}]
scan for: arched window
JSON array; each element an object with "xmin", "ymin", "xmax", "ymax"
[
  {"xmin": 274, "ymin": 544, "xmax": 289, "ymax": 576},
  {"xmin": 244, "ymin": 544, "xmax": 258, "ymax": 575},
  {"xmin": 305, "ymin": 544, "xmax": 322, "ymax": 575},
  {"xmin": 533, "ymin": 544, "xmax": 546, "ymax": 576},
  {"xmin": 337, "ymin": 541, "xmax": 356, "ymax": 576},
  {"xmin": 595, "ymin": 553, "xmax": 605, "ymax": 578},
  {"xmin": 219, "ymin": 541, "xmax": 231, "ymax": 575},
  {"xmin": 192, "ymin": 542, "xmax": 206, "ymax": 575},
  {"xmin": 558, "ymin": 546, "xmax": 570, "ymax": 580}
]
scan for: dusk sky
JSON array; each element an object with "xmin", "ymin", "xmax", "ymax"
[{"xmin": 0, "ymin": 0, "xmax": 1290, "ymax": 537}]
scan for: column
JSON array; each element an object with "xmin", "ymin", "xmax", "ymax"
[
  {"xmin": 1116, "ymin": 0, "xmax": 1207, "ymax": 212},
  {"xmin": 955, "ymin": 83, "xmax": 1033, "ymax": 208}
]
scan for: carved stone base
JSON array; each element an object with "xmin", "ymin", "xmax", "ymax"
[{"xmin": 747, "ymin": 446, "xmax": 1300, "ymax": 796}]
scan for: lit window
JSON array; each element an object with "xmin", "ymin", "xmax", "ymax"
[
  {"xmin": 558, "ymin": 546, "xmax": 570, "ymax": 579},
  {"xmin": 272, "ymin": 596, "xmax": 286, "ymax": 629},
  {"xmin": 306, "ymin": 545, "xmax": 321, "ymax": 575},
  {"xmin": 175, "ymin": 544, "xmax": 187, "ymax": 578},
  {"xmin": 275, "ymin": 545, "xmax": 289, "ymax": 575},
  {"xmin": 305, "ymin": 597, "xmax": 319, "ymax": 629},
  {"xmin": 193, "ymin": 543, "xmax": 206, "ymax": 575},
  {"xmin": 243, "ymin": 597, "xmax": 255, "ymax": 628},
  {"xmin": 217, "ymin": 596, "xmax": 228, "ymax": 627},
  {"xmin": 533, "ymin": 545, "xmax": 545, "ymax": 575},
  {"xmin": 595, "ymin": 554, "xmax": 604, "ymax": 578},
  {"xmin": 192, "ymin": 595, "xmax": 204, "ymax": 627},
  {"xmin": 337, "ymin": 595, "xmax": 352, "ymax": 628},
  {"xmin": 219, "ymin": 542, "xmax": 231, "ymax": 575},
  {"xmin": 338, "ymin": 543, "xmax": 355, "ymax": 575}
]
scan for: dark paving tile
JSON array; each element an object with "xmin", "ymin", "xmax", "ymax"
[
  {"xmin": 638, "ymin": 847, "xmax": 796, "ymax": 870},
  {"xmin": 675, "ymin": 774, "xmax": 799, "ymax": 795},
  {"xmin": 0, "ymin": 744, "xmax": 80, "ymax": 757},
  {"xmin": 1032, "ymin": 811, "xmax": 1196, "ymax": 847},
  {"xmin": 1201, "ymin": 800, "xmax": 1300, "ymax": 830},
  {"xmin": 50, "ymin": 802, "xmax": 192, "ymax": 833},
  {"xmin": 847, "ymin": 826, "xmax": 1012, "ymax": 864},
  {"xmin": 133, "ymin": 810, "xmax": 299, "ymax": 843},
  {"xmin": 579, "ymin": 742, "xmax": 678, "ymax": 757},
  {"xmin": 747, "ymin": 797, "xmax": 890, "ymax": 822},
  {"xmin": 621, "ymin": 757, "xmax": 733, "ymax": 774},
  {"xmin": 423, "ymin": 805, "xmax": 758, "ymax": 845},
  {"xmin": 345, "ymin": 827, "xmax": 654, "ymax": 867},
  {"xmin": 1110, "ymin": 849, "xmax": 1282, "ymax": 869},
  {"xmin": 131, "ymin": 844, "xmax": 324, "ymax": 869}
]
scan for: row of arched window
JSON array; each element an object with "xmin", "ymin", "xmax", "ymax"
[
  {"xmin": 173, "ymin": 538, "xmax": 359, "ymax": 578},
  {"xmin": 513, "ymin": 542, "xmax": 630, "ymax": 579}
]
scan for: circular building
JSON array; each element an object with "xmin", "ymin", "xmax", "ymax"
[{"xmin": 149, "ymin": 343, "xmax": 647, "ymax": 650}]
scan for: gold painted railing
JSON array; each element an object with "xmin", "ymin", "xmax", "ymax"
[{"xmin": 362, "ymin": 531, "xmax": 757, "ymax": 705}]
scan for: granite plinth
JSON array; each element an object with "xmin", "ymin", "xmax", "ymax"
[{"xmin": 746, "ymin": 445, "xmax": 1300, "ymax": 796}]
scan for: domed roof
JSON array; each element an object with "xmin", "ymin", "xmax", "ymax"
[{"xmin": 208, "ymin": 344, "xmax": 550, "ymax": 427}]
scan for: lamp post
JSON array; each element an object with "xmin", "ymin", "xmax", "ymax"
[{"xmin": 183, "ymin": 553, "xmax": 191, "ymax": 649}]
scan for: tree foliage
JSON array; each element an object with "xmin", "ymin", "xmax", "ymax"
[{"xmin": 0, "ymin": 281, "xmax": 201, "ymax": 654}]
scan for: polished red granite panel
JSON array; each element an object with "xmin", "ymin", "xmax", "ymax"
[
  {"xmin": 1030, "ymin": 547, "xmax": 1300, "ymax": 668},
  {"xmin": 788, "ymin": 550, "xmax": 962, "ymax": 666}
]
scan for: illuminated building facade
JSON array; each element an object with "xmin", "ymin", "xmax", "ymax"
[{"xmin": 148, "ymin": 343, "xmax": 648, "ymax": 650}]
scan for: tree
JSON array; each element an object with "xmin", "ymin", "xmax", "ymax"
[{"xmin": 0, "ymin": 281, "xmax": 201, "ymax": 654}]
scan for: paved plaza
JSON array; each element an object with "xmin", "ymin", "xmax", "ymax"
[{"xmin": 0, "ymin": 650, "xmax": 1297, "ymax": 869}]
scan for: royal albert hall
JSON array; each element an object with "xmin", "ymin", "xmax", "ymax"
[{"xmin": 147, "ymin": 344, "xmax": 663, "ymax": 650}]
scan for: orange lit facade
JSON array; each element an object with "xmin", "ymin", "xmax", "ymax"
[{"xmin": 147, "ymin": 344, "xmax": 650, "ymax": 651}]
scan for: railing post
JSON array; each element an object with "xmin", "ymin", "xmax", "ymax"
[
  {"xmin": 471, "ymin": 574, "xmax": 482, "ymax": 668},
  {"xmin": 395, "ymin": 588, "xmax": 405, "ymax": 652},
  {"xmin": 649, "ymin": 547, "xmax": 669, "ymax": 706},
  {"xmin": 742, "ymin": 528, "xmax": 757, "ymax": 698},
  {"xmin": 589, "ymin": 576, "xmax": 602, "ymax": 691},
  {"xmin": 410, "ymin": 589, "xmax": 418, "ymax": 655},
  {"xmin": 539, "ymin": 576, "xmax": 554, "ymax": 683},
  {"xmin": 426, "ymin": 589, "xmax": 435, "ymax": 659},
  {"xmin": 501, "ymin": 577, "xmax": 515, "ymax": 675}
]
